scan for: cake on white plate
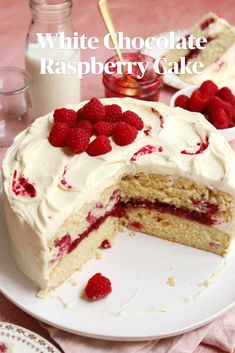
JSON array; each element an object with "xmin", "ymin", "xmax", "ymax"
[
  {"xmin": 2, "ymin": 97, "xmax": 235, "ymax": 295},
  {"xmin": 165, "ymin": 12, "xmax": 235, "ymax": 85}
]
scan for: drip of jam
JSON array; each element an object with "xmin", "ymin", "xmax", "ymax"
[
  {"xmin": 131, "ymin": 145, "xmax": 157, "ymax": 162},
  {"xmin": 122, "ymin": 198, "xmax": 219, "ymax": 226},
  {"xmin": 61, "ymin": 165, "xmax": 73, "ymax": 190},
  {"xmin": 181, "ymin": 136, "xmax": 209, "ymax": 155},
  {"xmin": 12, "ymin": 170, "xmax": 36, "ymax": 198},
  {"xmin": 151, "ymin": 107, "xmax": 164, "ymax": 127}
]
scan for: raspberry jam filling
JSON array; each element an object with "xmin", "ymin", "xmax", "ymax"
[
  {"xmin": 200, "ymin": 17, "xmax": 215, "ymax": 30},
  {"xmin": 52, "ymin": 201, "xmax": 123, "ymax": 262},
  {"xmin": 12, "ymin": 170, "xmax": 36, "ymax": 198},
  {"xmin": 122, "ymin": 198, "xmax": 219, "ymax": 226},
  {"xmin": 178, "ymin": 36, "xmax": 215, "ymax": 69}
]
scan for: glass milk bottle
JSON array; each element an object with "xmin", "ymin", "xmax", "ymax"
[{"xmin": 25, "ymin": 0, "xmax": 80, "ymax": 118}]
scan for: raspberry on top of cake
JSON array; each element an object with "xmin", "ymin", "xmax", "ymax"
[{"xmin": 2, "ymin": 97, "xmax": 235, "ymax": 294}]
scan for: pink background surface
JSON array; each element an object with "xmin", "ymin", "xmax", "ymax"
[{"xmin": 1, "ymin": 0, "xmax": 235, "ymax": 352}]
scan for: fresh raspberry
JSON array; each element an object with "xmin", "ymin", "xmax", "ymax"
[
  {"xmin": 82, "ymin": 97, "xmax": 106, "ymax": 123},
  {"xmin": 75, "ymin": 120, "xmax": 93, "ymax": 136},
  {"xmin": 84, "ymin": 273, "xmax": 112, "ymax": 301},
  {"xmin": 122, "ymin": 110, "xmax": 144, "ymax": 130},
  {"xmin": 86, "ymin": 135, "xmax": 112, "ymax": 156},
  {"xmin": 113, "ymin": 122, "xmax": 138, "ymax": 146},
  {"xmin": 206, "ymin": 96, "xmax": 233, "ymax": 120},
  {"xmin": 175, "ymin": 95, "xmax": 190, "ymax": 110},
  {"xmin": 53, "ymin": 108, "xmax": 77, "ymax": 126},
  {"xmin": 100, "ymin": 239, "xmax": 111, "ymax": 249},
  {"xmin": 208, "ymin": 107, "xmax": 229, "ymax": 129},
  {"xmin": 216, "ymin": 87, "xmax": 235, "ymax": 105},
  {"xmin": 200, "ymin": 80, "xmax": 218, "ymax": 97},
  {"xmin": 49, "ymin": 122, "xmax": 70, "ymax": 147},
  {"xmin": 66, "ymin": 128, "xmax": 90, "ymax": 153},
  {"xmin": 231, "ymin": 111, "xmax": 235, "ymax": 122},
  {"xmin": 77, "ymin": 107, "xmax": 84, "ymax": 121},
  {"xmin": 93, "ymin": 121, "xmax": 115, "ymax": 136},
  {"xmin": 105, "ymin": 104, "xmax": 122, "ymax": 122},
  {"xmin": 189, "ymin": 90, "xmax": 208, "ymax": 112}
]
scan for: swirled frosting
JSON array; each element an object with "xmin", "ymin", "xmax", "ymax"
[{"xmin": 3, "ymin": 98, "xmax": 235, "ymax": 241}]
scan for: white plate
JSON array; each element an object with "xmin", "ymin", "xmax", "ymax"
[
  {"xmin": 1, "ymin": 192, "xmax": 235, "ymax": 341},
  {"xmin": 140, "ymin": 30, "xmax": 194, "ymax": 90},
  {"xmin": 0, "ymin": 322, "xmax": 60, "ymax": 353}
]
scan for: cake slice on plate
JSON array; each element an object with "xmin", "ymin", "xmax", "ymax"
[
  {"xmin": 165, "ymin": 12, "xmax": 235, "ymax": 84},
  {"xmin": 2, "ymin": 97, "xmax": 235, "ymax": 294}
]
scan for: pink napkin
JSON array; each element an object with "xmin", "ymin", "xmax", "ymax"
[{"xmin": 43, "ymin": 307, "xmax": 235, "ymax": 353}]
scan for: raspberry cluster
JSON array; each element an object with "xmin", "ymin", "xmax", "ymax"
[
  {"xmin": 49, "ymin": 98, "xmax": 144, "ymax": 156},
  {"xmin": 175, "ymin": 80, "xmax": 235, "ymax": 130}
]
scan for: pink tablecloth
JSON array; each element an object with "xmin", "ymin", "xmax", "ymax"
[{"xmin": 1, "ymin": 0, "xmax": 235, "ymax": 352}]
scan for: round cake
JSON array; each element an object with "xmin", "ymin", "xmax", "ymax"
[{"xmin": 2, "ymin": 97, "xmax": 235, "ymax": 295}]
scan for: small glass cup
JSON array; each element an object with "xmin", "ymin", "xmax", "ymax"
[
  {"xmin": 0, "ymin": 67, "xmax": 33, "ymax": 147},
  {"xmin": 103, "ymin": 52, "xmax": 163, "ymax": 101}
]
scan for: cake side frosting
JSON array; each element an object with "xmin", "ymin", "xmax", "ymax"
[{"xmin": 3, "ymin": 98, "xmax": 235, "ymax": 243}]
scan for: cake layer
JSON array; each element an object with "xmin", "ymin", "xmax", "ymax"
[
  {"xmin": 40, "ymin": 216, "xmax": 118, "ymax": 295},
  {"xmin": 123, "ymin": 207, "xmax": 230, "ymax": 256},
  {"xmin": 120, "ymin": 173, "xmax": 233, "ymax": 223}
]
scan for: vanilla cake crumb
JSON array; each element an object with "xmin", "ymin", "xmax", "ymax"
[
  {"xmin": 167, "ymin": 276, "xmax": 176, "ymax": 287},
  {"xmin": 68, "ymin": 277, "xmax": 78, "ymax": 286},
  {"xmin": 95, "ymin": 251, "xmax": 102, "ymax": 260}
]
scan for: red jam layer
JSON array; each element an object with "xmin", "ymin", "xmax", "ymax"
[
  {"xmin": 54, "ymin": 201, "xmax": 123, "ymax": 259},
  {"xmin": 200, "ymin": 17, "xmax": 215, "ymax": 30},
  {"xmin": 178, "ymin": 36, "xmax": 215, "ymax": 69},
  {"xmin": 122, "ymin": 198, "xmax": 219, "ymax": 226}
]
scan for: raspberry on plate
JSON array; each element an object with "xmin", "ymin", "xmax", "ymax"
[
  {"xmin": 113, "ymin": 122, "xmax": 138, "ymax": 146},
  {"xmin": 189, "ymin": 90, "xmax": 208, "ymax": 112},
  {"xmin": 122, "ymin": 110, "xmax": 144, "ymax": 130},
  {"xmin": 216, "ymin": 87, "xmax": 235, "ymax": 105},
  {"xmin": 49, "ymin": 122, "xmax": 70, "ymax": 147},
  {"xmin": 81, "ymin": 97, "xmax": 106, "ymax": 123},
  {"xmin": 84, "ymin": 273, "xmax": 112, "ymax": 301},
  {"xmin": 105, "ymin": 104, "xmax": 122, "ymax": 122},
  {"xmin": 53, "ymin": 108, "xmax": 77, "ymax": 126},
  {"xmin": 66, "ymin": 128, "xmax": 90, "ymax": 153},
  {"xmin": 86, "ymin": 135, "xmax": 112, "ymax": 156},
  {"xmin": 75, "ymin": 120, "xmax": 93, "ymax": 136},
  {"xmin": 175, "ymin": 95, "xmax": 190, "ymax": 110},
  {"xmin": 200, "ymin": 80, "xmax": 218, "ymax": 97},
  {"xmin": 93, "ymin": 121, "xmax": 115, "ymax": 136}
]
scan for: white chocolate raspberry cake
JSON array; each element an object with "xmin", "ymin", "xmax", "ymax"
[
  {"xmin": 2, "ymin": 97, "xmax": 235, "ymax": 294},
  {"xmin": 165, "ymin": 12, "xmax": 235, "ymax": 84}
]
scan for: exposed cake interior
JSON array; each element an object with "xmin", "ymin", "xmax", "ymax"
[{"xmin": 45, "ymin": 173, "xmax": 232, "ymax": 293}]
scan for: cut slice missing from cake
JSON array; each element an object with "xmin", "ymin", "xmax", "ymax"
[
  {"xmin": 2, "ymin": 97, "xmax": 235, "ymax": 295},
  {"xmin": 164, "ymin": 12, "xmax": 235, "ymax": 85}
]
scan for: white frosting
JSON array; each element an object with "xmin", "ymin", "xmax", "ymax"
[{"xmin": 3, "ymin": 98, "xmax": 235, "ymax": 244}]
